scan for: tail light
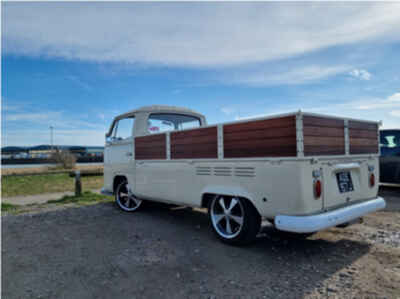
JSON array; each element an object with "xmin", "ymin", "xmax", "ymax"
[
  {"xmin": 369, "ymin": 173, "xmax": 375, "ymax": 188},
  {"xmin": 314, "ymin": 180, "xmax": 322, "ymax": 199}
]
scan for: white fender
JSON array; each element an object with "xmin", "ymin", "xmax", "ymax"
[{"xmin": 201, "ymin": 185, "xmax": 261, "ymax": 213}]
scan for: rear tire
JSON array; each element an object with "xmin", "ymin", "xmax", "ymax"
[{"xmin": 208, "ymin": 195, "xmax": 261, "ymax": 245}]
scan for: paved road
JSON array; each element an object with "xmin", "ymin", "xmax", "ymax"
[{"xmin": 2, "ymin": 189, "xmax": 102, "ymax": 205}]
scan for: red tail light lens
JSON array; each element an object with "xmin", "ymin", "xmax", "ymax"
[
  {"xmin": 314, "ymin": 180, "xmax": 322, "ymax": 199},
  {"xmin": 369, "ymin": 173, "xmax": 375, "ymax": 188}
]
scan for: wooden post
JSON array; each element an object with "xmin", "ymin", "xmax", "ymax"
[{"xmin": 75, "ymin": 170, "xmax": 82, "ymax": 196}]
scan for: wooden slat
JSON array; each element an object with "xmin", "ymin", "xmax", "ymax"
[
  {"xmin": 349, "ymin": 138, "xmax": 378, "ymax": 147},
  {"xmin": 350, "ymin": 146, "xmax": 379, "ymax": 154},
  {"xmin": 135, "ymin": 133, "xmax": 166, "ymax": 160},
  {"xmin": 303, "ymin": 116, "xmax": 344, "ymax": 128},
  {"xmin": 224, "ymin": 146, "xmax": 297, "ymax": 158},
  {"xmin": 224, "ymin": 137, "xmax": 296, "ymax": 149},
  {"xmin": 171, "ymin": 127, "xmax": 217, "ymax": 159},
  {"xmin": 349, "ymin": 129, "xmax": 378, "ymax": 139},
  {"xmin": 348, "ymin": 121, "xmax": 378, "ymax": 131},
  {"xmin": 171, "ymin": 127, "xmax": 217, "ymax": 139},
  {"xmin": 171, "ymin": 134, "xmax": 217, "ymax": 146},
  {"xmin": 303, "ymin": 126, "xmax": 344, "ymax": 137},
  {"xmin": 171, "ymin": 143, "xmax": 217, "ymax": 152},
  {"xmin": 303, "ymin": 136, "xmax": 345, "ymax": 146},
  {"xmin": 224, "ymin": 127, "xmax": 296, "ymax": 142},
  {"xmin": 304, "ymin": 145, "xmax": 345, "ymax": 156},
  {"xmin": 223, "ymin": 116, "xmax": 296, "ymax": 133}
]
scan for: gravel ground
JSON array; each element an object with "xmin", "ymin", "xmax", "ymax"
[{"xmin": 2, "ymin": 189, "xmax": 400, "ymax": 299}]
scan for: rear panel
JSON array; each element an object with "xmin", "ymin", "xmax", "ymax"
[
  {"xmin": 349, "ymin": 120, "xmax": 379, "ymax": 154},
  {"xmin": 303, "ymin": 115, "xmax": 345, "ymax": 156}
]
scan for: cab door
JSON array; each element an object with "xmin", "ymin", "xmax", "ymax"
[{"xmin": 104, "ymin": 117, "xmax": 136, "ymax": 189}]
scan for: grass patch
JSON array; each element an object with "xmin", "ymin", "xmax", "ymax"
[
  {"xmin": 47, "ymin": 191, "xmax": 113, "ymax": 205},
  {"xmin": 1, "ymin": 202, "xmax": 19, "ymax": 212},
  {"xmin": 2, "ymin": 174, "xmax": 104, "ymax": 197}
]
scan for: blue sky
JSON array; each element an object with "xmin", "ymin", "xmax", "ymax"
[{"xmin": 2, "ymin": 2, "xmax": 400, "ymax": 146}]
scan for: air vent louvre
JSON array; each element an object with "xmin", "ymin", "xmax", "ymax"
[
  {"xmin": 213, "ymin": 166, "xmax": 232, "ymax": 176},
  {"xmin": 234, "ymin": 167, "xmax": 256, "ymax": 177},
  {"xmin": 196, "ymin": 166, "xmax": 211, "ymax": 176}
]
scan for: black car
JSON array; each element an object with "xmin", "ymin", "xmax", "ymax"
[{"xmin": 380, "ymin": 129, "xmax": 400, "ymax": 184}]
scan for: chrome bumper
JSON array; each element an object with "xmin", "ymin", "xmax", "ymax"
[
  {"xmin": 101, "ymin": 187, "xmax": 114, "ymax": 196},
  {"xmin": 274, "ymin": 197, "xmax": 386, "ymax": 233}
]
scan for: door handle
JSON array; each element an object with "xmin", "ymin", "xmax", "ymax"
[{"xmin": 126, "ymin": 152, "xmax": 133, "ymax": 157}]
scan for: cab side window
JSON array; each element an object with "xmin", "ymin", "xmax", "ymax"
[{"xmin": 113, "ymin": 117, "xmax": 135, "ymax": 140}]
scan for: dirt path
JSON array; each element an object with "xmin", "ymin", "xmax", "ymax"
[
  {"xmin": 2, "ymin": 193, "xmax": 400, "ymax": 299},
  {"xmin": 2, "ymin": 189, "xmax": 102, "ymax": 205}
]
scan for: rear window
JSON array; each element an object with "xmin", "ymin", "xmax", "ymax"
[{"xmin": 147, "ymin": 113, "xmax": 201, "ymax": 134}]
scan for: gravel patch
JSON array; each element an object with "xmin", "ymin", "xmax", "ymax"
[{"xmin": 2, "ymin": 194, "xmax": 400, "ymax": 299}]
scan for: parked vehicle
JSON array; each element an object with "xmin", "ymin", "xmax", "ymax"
[
  {"xmin": 380, "ymin": 129, "xmax": 400, "ymax": 184},
  {"xmin": 102, "ymin": 105, "xmax": 385, "ymax": 245}
]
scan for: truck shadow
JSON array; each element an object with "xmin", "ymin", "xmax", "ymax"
[
  {"xmin": 379, "ymin": 185, "xmax": 400, "ymax": 212},
  {"xmin": 136, "ymin": 202, "xmax": 371, "ymax": 298}
]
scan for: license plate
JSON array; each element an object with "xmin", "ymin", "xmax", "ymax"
[{"xmin": 336, "ymin": 171, "xmax": 354, "ymax": 193}]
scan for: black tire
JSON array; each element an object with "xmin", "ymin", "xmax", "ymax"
[
  {"xmin": 115, "ymin": 180, "xmax": 143, "ymax": 212},
  {"xmin": 208, "ymin": 195, "xmax": 261, "ymax": 245}
]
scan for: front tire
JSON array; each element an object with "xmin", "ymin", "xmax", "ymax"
[
  {"xmin": 115, "ymin": 181, "xmax": 143, "ymax": 212},
  {"xmin": 209, "ymin": 195, "xmax": 261, "ymax": 245}
]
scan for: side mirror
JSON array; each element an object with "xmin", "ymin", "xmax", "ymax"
[{"xmin": 106, "ymin": 136, "xmax": 116, "ymax": 145}]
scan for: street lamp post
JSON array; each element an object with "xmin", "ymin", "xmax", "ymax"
[{"xmin": 50, "ymin": 126, "xmax": 54, "ymax": 152}]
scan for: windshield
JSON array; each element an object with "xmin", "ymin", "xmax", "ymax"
[{"xmin": 380, "ymin": 130, "xmax": 400, "ymax": 156}]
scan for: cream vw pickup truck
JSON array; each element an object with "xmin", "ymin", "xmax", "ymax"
[{"xmin": 102, "ymin": 105, "xmax": 385, "ymax": 245}]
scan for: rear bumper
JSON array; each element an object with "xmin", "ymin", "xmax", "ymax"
[{"xmin": 274, "ymin": 197, "xmax": 386, "ymax": 233}]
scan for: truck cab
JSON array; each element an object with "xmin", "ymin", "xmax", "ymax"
[{"xmin": 102, "ymin": 105, "xmax": 206, "ymax": 195}]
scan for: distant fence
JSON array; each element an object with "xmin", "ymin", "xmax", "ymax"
[{"xmin": 2, "ymin": 156, "xmax": 103, "ymax": 165}]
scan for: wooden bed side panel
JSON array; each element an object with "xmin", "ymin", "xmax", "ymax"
[
  {"xmin": 135, "ymin": 134, "xmax": 166, "ymax": 160},
  {"xmin": 303, "ymin": 115, "xmax": 345, "ymax": 156},
  {"xmin": 348, "ymin": 121, "xmax": 378, "ymax": 154},
  {"xmin": 171, "ymin": 126, "xmax": 218, "ymax": 159},
  {"xmin": 223, "ymin": 116, "xmax": 297, "ymax": 158}
]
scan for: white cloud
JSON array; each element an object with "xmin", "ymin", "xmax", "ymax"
[
  {"xmin": 3, "ymin": 2, "xmax": 400, "ymax": 67},
  {"xmin": 5, "ymin": 112, "xmax": 62, "ymax": 122},
  {"xmin": 389, "ymin": 110, "xmax": 400, "ymax": 117},
  {"xmin": 224, "ymin": 65, "xmax": 350, "ymax": 86},
  {"xmin": 356, "ymin": 92, "xmax": 400, "ymax": 110},
  {"xmin": 220, "ymin": 107, "xmax": 235, "ymax": 115},
  {"xmin": 2, "ymin": 129, "xmax": 105, "ymax": 147},
  {"xmin": 349, "ymin": 69, "xmax": 372, "ymax": 81}
]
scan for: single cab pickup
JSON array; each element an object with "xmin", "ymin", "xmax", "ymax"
[{"xmin": 102, "ymin": 105, "xmax": 385, "ymax": 244}]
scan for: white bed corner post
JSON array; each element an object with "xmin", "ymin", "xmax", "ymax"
[
  {"xmin": 344, "ymin": 119, "xmax": 350, "ymax": 156},
  {"xmin": 166, "ymin": 132, "xmax": 171, "ymax": 160},
  {"xmin": 217, "ymin": 124, "xmax": 224, "ymax": 160},
  {"xmin": 296, "ymin": 111, "xmax": 304, "ymax": 158}
]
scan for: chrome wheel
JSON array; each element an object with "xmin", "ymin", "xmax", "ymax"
[
  {"xmin": 210, "ymin": 196, "xmax": 244, "ymax": 239},
  {"xmin": 116, "ymin": 181, "xmax": 142, "ymax": 212}
]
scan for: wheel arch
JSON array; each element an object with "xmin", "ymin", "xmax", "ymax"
[
  {"xmin": 113, "ymin": 175, "xmax": 127, "ymax": 193},
  {"xmin": 200, "ymin": 185, "xmax": 261, "ymax": 217}
]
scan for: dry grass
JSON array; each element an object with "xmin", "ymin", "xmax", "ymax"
[{"xmin": 2, "ymin": 173, "xmax": 104, "ymax": 197}]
